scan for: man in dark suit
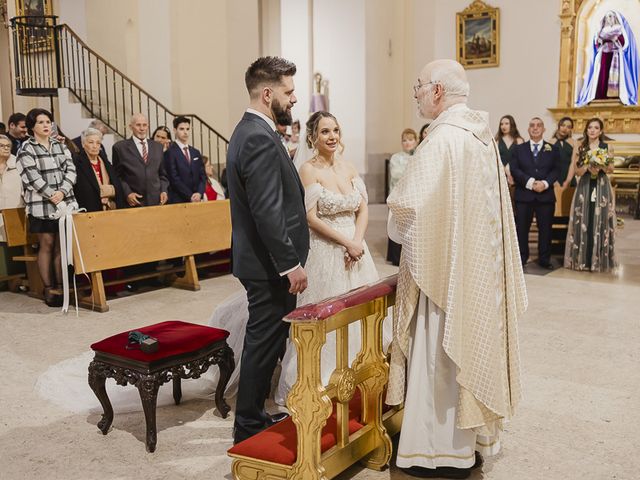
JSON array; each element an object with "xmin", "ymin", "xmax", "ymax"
[
  {"xmin": 6, "ymin": 112, "xmax": 27, "ymax": 156},
  {"xmin": 164, "ymin": 116, "xmax": 206, "ymax": 203},
  {"xmin": 227, "ymin": 56, "xmax": 309, "ymax": 444},
  {"xmin": 510, "ymin": 117, "xmax": 561, "ymax": 269},
  {"xmin": 112, "ymin": 113, "xmax": 169, "ymax": 207}
]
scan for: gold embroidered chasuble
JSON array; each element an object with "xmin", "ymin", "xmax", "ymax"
[{"xmin": 386, "ymin": 104, "xmax": 527, "ymax": 435}]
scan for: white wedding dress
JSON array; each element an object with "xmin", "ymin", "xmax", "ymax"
[
  {"xmin": 33, "ymin": 177, "xmax": 390, "ymax": 414},
  {"xmin": 208, "ymin": 176, "xmax": 391, "ymax": 406}
]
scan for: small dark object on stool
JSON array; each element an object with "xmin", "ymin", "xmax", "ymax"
[
  {"xmin": 88, "ymin": 321, "xmax": 235, "ymax": 453},
  {"xmin": 127, "ymin": 330, "xmax": 159, "ymax": 354}
]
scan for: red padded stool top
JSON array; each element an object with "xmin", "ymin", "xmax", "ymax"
[{"xmin": 91, "ymin": 320, "xmax": 230, "ymax": 363}]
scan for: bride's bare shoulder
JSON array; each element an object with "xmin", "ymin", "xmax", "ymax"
[{"xmin": 299, "ymin": 160, "xmax": 318, "ymax": 184}]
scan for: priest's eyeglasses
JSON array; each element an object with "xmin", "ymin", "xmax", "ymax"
[{"xmin": 413, "ymin": 81, "xmax": 437, "ymax": 95}]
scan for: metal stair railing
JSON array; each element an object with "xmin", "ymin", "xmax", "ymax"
[{"xmin": 10, "ymin": 15, "xmax": 228, "ymax": 178}]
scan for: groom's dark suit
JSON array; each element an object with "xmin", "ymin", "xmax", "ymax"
[{"xmin": 227, "ymin": 111, "xmax": 309, "ymax": 443}]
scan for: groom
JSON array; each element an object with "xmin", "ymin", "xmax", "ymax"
[{"xmin": 227, "ymin": 56, "xmax": 310, "ymax": 444}]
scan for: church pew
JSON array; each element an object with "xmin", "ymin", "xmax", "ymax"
[
  {"xmin": 1, "ymin": 208, "xmax": 42, "ymax": 298},
  {"xmin": 228, "ymin": 275, "xmax": 403, "ymax": 480},
  {"xmin": 70, "ymin": 200, "xmax": 231, "ymax": 312}
]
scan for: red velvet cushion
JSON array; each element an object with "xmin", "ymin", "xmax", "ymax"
[
  {"xmin": 228, "ymin": 394, "xmax": 364, "ymax": 466},
  {"xmin": 91, "ymin": 320, "xmax": 229, "ymax": 363}
]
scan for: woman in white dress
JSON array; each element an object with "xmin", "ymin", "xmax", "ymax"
[{"xmin": 209, "ymin": 111, "xmax": 386, "ymax": 405}]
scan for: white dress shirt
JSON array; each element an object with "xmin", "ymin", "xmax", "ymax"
[
  {"xmin": 526, "ymin": 140, "xmax": 549, "ymax": 191},
  {"xmin": 133, "ymin": 137, "xmax": 148, "ymax": 158}
]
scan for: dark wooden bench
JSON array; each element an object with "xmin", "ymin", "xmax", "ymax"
[{"xmin": 88, "ymin": 320, "xmax": 235, "ymax": 453}]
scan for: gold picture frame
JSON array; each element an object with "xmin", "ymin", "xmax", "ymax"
[
  {"xmin": 15, "ymin": 0, "xmax": 54, "ymax": 53},
  {"xmin": 456, "ymin": 0, "xmax": 499, "ymax": 69}
]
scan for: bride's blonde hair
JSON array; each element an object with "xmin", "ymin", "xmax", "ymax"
[{"xmin": 305, "ymin": 111, "xmax": 345, "ymax": 155}]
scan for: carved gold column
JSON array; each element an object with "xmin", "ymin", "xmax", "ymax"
[
  {"xmin": 288, "ymin": 322, "xmax": 332, "ymax": 480},
  {"xmin": 556, "ymin": 0, "xmax": 577, "ymax": 108}
]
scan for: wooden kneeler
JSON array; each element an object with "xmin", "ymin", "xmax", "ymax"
[{"xmin": 228, "ymin": 275, "xmax": 403, "ymax": 480}]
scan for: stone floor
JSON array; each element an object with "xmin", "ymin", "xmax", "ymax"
[{"xmin": 1, "ymin": 205, "xmax": 638, "ymax": 480}]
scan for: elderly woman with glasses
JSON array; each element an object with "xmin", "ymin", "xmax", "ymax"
[
  {"xmin": 0, "ymin": 134, "xmax": 25, "ymax": 285},
  {"xmin": 73, "ymin": 127, "xmax": 125, "ymax": 212},
  {"xmin": 0, "ymin": 133, "xmax": 25, "ymax": 238}
]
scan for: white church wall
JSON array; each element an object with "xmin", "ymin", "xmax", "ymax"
[{"xmin": 430, "ymin": 0, "xmax": 561, "ymax": 138}]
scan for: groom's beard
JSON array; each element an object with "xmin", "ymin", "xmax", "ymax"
[{"xmin": 272, "ymin": 99, "xmax": 293, "ymax": 126}]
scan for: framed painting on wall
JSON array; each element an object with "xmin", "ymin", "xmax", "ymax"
[
  {"xmin": 15, "ymin": 0, "xmax": 54, "ymax": 53},
  {"xmin": 456, "ymin": 0, "xmax": 499, "ymax": 69}
]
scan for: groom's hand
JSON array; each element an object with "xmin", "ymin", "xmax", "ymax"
[{"xmin": 287, "ymin": 266, "xmax": 308, "ymax": 294}]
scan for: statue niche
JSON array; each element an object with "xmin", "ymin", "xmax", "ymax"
[
  {"xmin": 576, "ymin": 10, "xmax": 639, "ymax": 106},
  {"xmin": 550, "ymin": 0, "xmax": 640, "ymax": 134}
]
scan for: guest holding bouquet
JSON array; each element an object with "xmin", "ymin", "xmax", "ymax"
[{"xmin": 564, "ymin": 118, "xmax": 617, "ymax": 272}]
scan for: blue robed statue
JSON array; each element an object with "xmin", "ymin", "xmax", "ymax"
[{"xmin": 576, "ymin": 10, "xmax": 639, "ymax": 107}]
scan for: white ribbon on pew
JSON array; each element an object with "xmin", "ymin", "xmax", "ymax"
[{"xmin": 50, "ymin": 201, "xmax": 87, "ymax": 314}]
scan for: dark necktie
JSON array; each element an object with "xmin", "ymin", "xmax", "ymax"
[{"xmin": 532, "ymin": 143, "xmax": 539, "ymax": 159}]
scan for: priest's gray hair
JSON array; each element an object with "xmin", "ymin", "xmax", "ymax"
[
  {"xmin": 428, "ymin": 59, "xmax": 470, "ymax": 98},
  {"xmin": 81, "ymin": 127, "xmax": 104, "ymax": 144}
]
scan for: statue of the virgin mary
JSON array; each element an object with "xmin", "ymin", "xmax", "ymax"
[{"xmin": 576, "ymin": 10, "xmax": 639, "ymax": 106}]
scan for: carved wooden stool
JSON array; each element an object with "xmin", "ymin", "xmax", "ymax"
[{"xmin": 88, "ymin": 320, "xmax": 234, "ymax": 452}]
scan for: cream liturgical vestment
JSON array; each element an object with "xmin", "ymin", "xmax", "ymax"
[{"xmin": 387, "ymin": 104, "xmax": 527, "ymax": 464}]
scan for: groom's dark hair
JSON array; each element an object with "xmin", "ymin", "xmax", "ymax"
[{"xmin": 245, "ymin": 56, "xmax": 296, "ymax": 98}]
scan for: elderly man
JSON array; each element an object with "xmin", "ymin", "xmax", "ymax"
[
  {"xmin": 387, "ymin": 59, "xmax": 527, "ymax": 479},
  {"xmin": 112, "ymin": 113, "xmax": 168, "ymax": 207}
]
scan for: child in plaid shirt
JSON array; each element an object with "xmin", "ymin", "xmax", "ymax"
[{"xmin": 16, "ymin": 108, "xmax": 76, "ymax": 306}]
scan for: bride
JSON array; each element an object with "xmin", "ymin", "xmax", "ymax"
[
  {"xmin": 210, "ymin": 111, "xmax": 389, "ymax": 405},
  {"xmin": 34, "ymin": 112, "xmax": 389, "ymax": 414}
]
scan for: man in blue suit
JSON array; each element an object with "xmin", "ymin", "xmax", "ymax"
[
  {"xmin": 164, "ymin": 116, "xmax": 206, "ymax": 203},
  {"xmin": 510, "ymin": 117, "xmax": 561, "ymax": 269}
]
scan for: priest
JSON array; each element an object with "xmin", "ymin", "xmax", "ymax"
[{"xmin": 387, "ymin": 59, "xmax": 527, "ymax": 479}]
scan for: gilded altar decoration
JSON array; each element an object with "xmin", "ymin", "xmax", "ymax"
[
  {"xmin": 576, "ymin": 10, "xmax": 638, "ymax": 106},
  {"xmin": 456, "ymin": 0, "xmax": 499, "ymax": 69},
  {"xmin": 551, "ymin": 0, "xmax": 640, "ymax": 133}
]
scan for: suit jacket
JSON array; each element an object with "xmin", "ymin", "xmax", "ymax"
[
  {"xmin": 72, "ymin": 136, "xmax": 109, "ymax": 163},
  {"xmin": 163, "ymin": 142, "xmax": 207, "ymax": 203},
  {"xmin": 227, "ymin": 112, "xmax": 310, "ymax": 280},
  {"xmin": 112, "ymin": 138, "xmax": 169, "ymax": 206},
  {"xmin": 510, "ymin": 140, "xmax": 560, "ymax": 203},
  {"xmin": 72, "ymin": 150, "xmax": 126, "ymax": 212}
]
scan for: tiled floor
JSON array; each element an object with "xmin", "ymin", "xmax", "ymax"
[{"xmin": 1, "ymin": 205, "xmax": 638, "ymax": 480}]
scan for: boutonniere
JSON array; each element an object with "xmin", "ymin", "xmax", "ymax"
[{"xmin": 543, "ymin": 144, "xmax": 552, "ymax": 152}]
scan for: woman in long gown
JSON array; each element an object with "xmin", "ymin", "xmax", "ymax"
[
  {"xmin": 549, "ymin": 116, "xmax": 577, "ymax": 188},
  {"xmin": 208, "ymin": 111, "xmax": 389, "ymax": 405},
  {"xmin": 564, "ymin": 118, "xmax": 617, "ymax": 272},
  {"xmin": 494, "ymin": 114, "xmax": 524, "ymax": 186}
]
